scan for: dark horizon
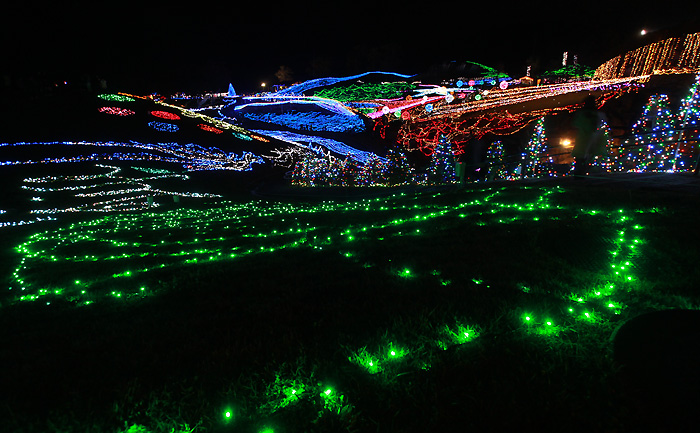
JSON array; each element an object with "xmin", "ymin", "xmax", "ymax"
[{"xmin": 2, "ymin": 4, "xmax": 698, "ymax": 95}]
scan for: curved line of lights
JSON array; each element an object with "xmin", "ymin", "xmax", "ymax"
[
  {"xmin": 271, "ymin": 71, "xmax": 415, "ymax": 96},
  {"xmin": 0, "ymin": 141, "xmax": 265, "ymax": 171}
]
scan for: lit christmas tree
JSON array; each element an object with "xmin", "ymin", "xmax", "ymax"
[
  {"xmin": 356, "ymin": 155, "xmax": 387, "ymax": 186},
  {"xmin": 622, "ymin": 94, "xmax": 677, "ymax": 172},
  {"xmin": 338, "ymin": 159, "xmax": 359, "ymax": 187},
  {"xmin": 291, "ymin": 151, "xmax": 332, "ymax": 186},
  {"xmin": 486, "ymin": 140, "xmax": 510, "ymax": 180},
  {"xmin": 675, "ymin": 74, "xmax": 700, "ymax": 171},
  {"xmin": 381, "ymin": 146, "xmax": 415, "ymax": 186},
  {"xmin": 425, "ymin": 135, "xmax": 457, "ymax": 185},
  {"xmin": 590, "ymin": 118, "xmax": 620, "ymax": 172},
  {"xmin": 522, "ymin": 117, "xmax": 551, "ymax": 178}
]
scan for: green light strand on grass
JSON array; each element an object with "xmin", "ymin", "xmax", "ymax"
[{"xmin": 7, "ymin": 184, "xmax": 651, "ymax": 321}]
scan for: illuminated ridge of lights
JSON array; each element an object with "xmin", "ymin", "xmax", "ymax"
[
  {"xmin": 416, "ymin": 77, "xmax": 647, "ymax": 121},
  {"xmin": 231, "ymin": 95, "xmax": 358, "ymax": 117},
  {"xmin": 594, "ymin": 31, "xmax": 700, "ymax": 79},
  {"xmin": 271, "ymin": 71, "xmax": 414, "ymax": 96}
]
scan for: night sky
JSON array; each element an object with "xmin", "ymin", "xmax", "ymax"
[{"xmin": 2, "ymin": 2, "xmax": 698, "ymax": 95}]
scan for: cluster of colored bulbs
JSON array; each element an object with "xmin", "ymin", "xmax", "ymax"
[
  {"xmin": 290, "ymin": 140, "xmax": 455, "ymax": 187},
  {"xmin": 98, "ymin": 107, "xmax": 135, "ymax": 116}
]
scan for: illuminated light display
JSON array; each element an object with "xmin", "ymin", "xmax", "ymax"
[
  {"xmin": 674, "ymin": 73, "xmax": 700, "ymax": 170},
  {"xmin": 231, "ymin": 131, "xmax": 253, "ymax": 141},
  {"xmin": 312, "ymin": 82, "xmax": 416, "ymax": 102},
  {"xmin": 615, "ymin": 93, "xmax": 694, "ymax": 172},
  {"xmin": 521, "ymin": 117, "xmax": 553, "ymax": 178},
  {"xmin": 382, "ymin": 146, "xmax": 415, "ymax": 186},
  {"xmin": 148, "ymin": 121, "xmax": 179, "ymax": 132},
  {"xmin": 485, "ymin": 140, "xmax": 513, "ymax": 180},
  {"xmin": 425, "ymin": 135, "xmax": 458, "ymax": 185},
  {"xmin": 436, "ymin": 323, "xmax": 480, "ymax": 349},
  {"xmin": 0, "ymin": 141, "xmax": 266, "ymax": 172},
  {"xmin": 291, "ymin": 150, "xmax": 390, "ymax": 187},
  {"xmin": 97, "ymin": 93, "xmax": 135, "ymax": 102},
  {"xmin": 242, "ymin": 110, "xmax": 366, "ymax": 133},
  {"xmin": 98, "ymin": 106, "xmax": 135, "ymax": 116},
  {"xmin": 366, "ymin": 95, "xmax": 444, "ymax": 120},
  {"xmin": 414, "ymin": 77, "xmax": 645, "ymax": 121},
  {"xmin": 589, "ymin": 118, "xmax": 619, "ymax": 172},
  {"xmin": 152, "ymin": 100, "xmax": 255, "ymax": 138},
  {"xmin": 2, "ymin": 185, "xmax": 618, "ymax": 306},
  {"xmin": 4, "ymin": 183, "xmax": 660, "ymax": 429},
  {"xmin": 594, "ymin": 32, "xmax": 700, "ymax": 80},
  {"xmin": 386, "ymin": 76, "xmax": 643, "ymax": 157},
  {"xmin": 250, "ymin": 129, "xmax": 384, "ymax": 165},
  {"xmin": 20, "ymin": 163, "xmax": 221, "ymax": 216},
  {"xmin": 197, "ymin": 124, "xmax": 224, "ymax": 134},
  {"xmin": 150, "ymin": 110, "xmax": 181, "ymax": 120},
  {"xmin": 393, "ymin": 110, "xmax": 541, "ymax": 156},
  {"xmin": 5, "ymin": 165, "xmax": 685, "ymax": 432},
  {"xmin": 270, "ymin": 71, "xmax": 414, "ymax": 96}
]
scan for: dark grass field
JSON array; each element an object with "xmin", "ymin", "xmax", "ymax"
[{"xmin": 2, "ymin": 173, "xmax": 700, "ymax": 433}]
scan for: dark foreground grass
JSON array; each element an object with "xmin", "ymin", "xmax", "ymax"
[{"xmin": 2, "ymin": 179, "xmax": 700, "ymax": 432}]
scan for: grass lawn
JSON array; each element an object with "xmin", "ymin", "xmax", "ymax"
[{"xmin": 2, "ymin": 177, "xmax": 700, "ymax": 432}]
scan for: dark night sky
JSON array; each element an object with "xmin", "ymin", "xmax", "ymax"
[{"xmin": 2, "ymin": 2, "xmax": 698, "ymax": 95}]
